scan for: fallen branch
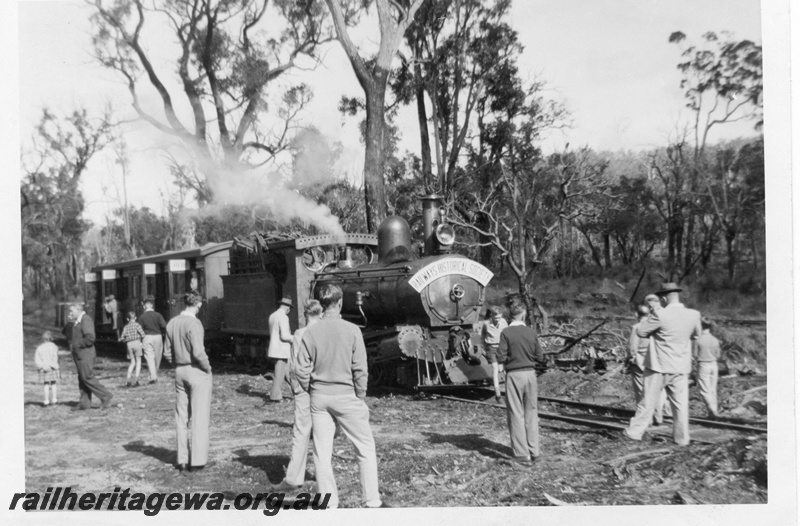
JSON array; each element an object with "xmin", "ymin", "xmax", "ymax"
[
  {"xmin": 545, "ymin": 320, "xmax": 608, "ymax": 356},
  {"xmin": 735, "ymin": 384, "xmax": 767, "ymax": 397},
  {"xmin": 455, "ymin": 470, "xmax": 492, "ymax": 491},
  {"xmin": 627, "ymin": 452, "xmax": 675, "ymax": 468},
  {"xmin": 241, "ymin": 423, "xmax": 264, "ymax": 432},
  {"xmin": 604, "ymin": 448, "xmax": 673, "ymax": 466}
]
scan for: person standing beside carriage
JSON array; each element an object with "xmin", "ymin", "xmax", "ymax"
[
  {"xmin": 164, "ymin": 291, "xmax": 213, "ymax": 473},
  {"xmin": 267, "ymin": 298, "xmax": 294, "ymax": 402},
  {"xmin": 64, "ymin": 303, "xmax": 114, "ymax": 410},
  {"xmin": 139, "ymin": 296, "xmax": 167, "ymax": 384}
]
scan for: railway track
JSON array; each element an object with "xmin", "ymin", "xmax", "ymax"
[
  {"xmin": 537, "ymin": 395, "xmax": 767, "ymax": 434},
  {"xmin": 432, "ymin": 393, "xmax": 764, "ymax": 446},
  {"xmin": 391, "ymin": 385, "xmax": 766, "ymax": 444},
  {"xmin": 413, "ymin": 385, "xmax": 767, "ymax": 434}
]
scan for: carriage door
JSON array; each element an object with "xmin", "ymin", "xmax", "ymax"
[
  {"xmin": 154, "ymin": 265, "xmax": 170, "ymax": 321},
  {"xmin": 127, "ymin": 270, "xmax": 143, "ymax": 317},
  {"xmin": 143, "ymin": 263, "xmax": 157, "ymax": 303},
  {"xmin": 101, "ymin": 269, "xmax": 120, "ymax": 327},
  {"xmin": 167, "ymin": 259, "xmax": 188, "ymax": 319},
  {"xmin": 83, "ymin": 272, "xmax": 99, "ymax": 325}
]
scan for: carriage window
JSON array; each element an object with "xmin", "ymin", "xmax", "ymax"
[
  {"xmin": 145, "ymin": 276, "xmax": 155, "ymax": 296},
  {"xmin": 131, "ymin": 275, "xmax": 141, "ymax": 298},
  {"xmin": 188, "ymin": 270, "xmax": 204, "ymax": 294},
  {"xmin": 105, "ymin": 281, "xmax": 117, "ymax": 298},
  {"xmin": 172, "ymin": 273, "xmax": 186, "ymax": 295}
]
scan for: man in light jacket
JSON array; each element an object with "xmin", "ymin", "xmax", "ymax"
[
  {"xmin": 624, "ymin": 283, "xmax": 702, "ymax": 445},
  {"xmin": 267, "ymin": 297, "xmax": 294, "ymax": 402}
]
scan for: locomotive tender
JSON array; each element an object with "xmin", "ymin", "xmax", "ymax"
[{"xmin": 85, "ymin": 195, "xmax": 495, "ymax": 388}]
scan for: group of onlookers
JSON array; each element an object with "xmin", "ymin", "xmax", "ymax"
[
  {"xmin": 478, "ymin": 281, "xmax": 722, "ymax": 465},
  {"xmin": 267, "ymin": 285, "xmax": 387, "ymax": 508},
  {"xmin": 119, "ymin": 297, "xmax": 168, "ymax": 387},
  {"xmin": 33, "ymin": 279, "xmax": 722, "ymax": 508},
  {"xmin": 623, "ymin": 283, "xmax": 720, "ymax": 445}
]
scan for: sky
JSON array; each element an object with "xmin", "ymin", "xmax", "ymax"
[{"xmin": 14, "ymin": 0, "xmax": 764, "ymax": 224}]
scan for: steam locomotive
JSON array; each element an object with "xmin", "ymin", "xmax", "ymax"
[{"xmin": 84, "ymin": 195, "xmax": 495, "ymax": 388}]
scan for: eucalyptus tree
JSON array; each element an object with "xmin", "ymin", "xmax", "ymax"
[
  {"xmin": 324, "ymin": 0, "xmax": 424, "ymax": 232},
  {"xmin": 21, "ymin": 108, "xmax": 114, "ymax": 297},
  {"xmin": 667, "ymin": 31, "xmax": 762, "ymax": 276},
  {"xmin": 90, "ymin": 0, "xmax": 333, "ymax": 202}
]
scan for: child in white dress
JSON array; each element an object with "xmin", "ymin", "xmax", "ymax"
[{"xmin": 34, "ymin": 331, "xmax": 60, "ymax": 406}]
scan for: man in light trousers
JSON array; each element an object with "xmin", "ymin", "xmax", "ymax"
[
  {"xmin": 267, "ymin": 298, "xmax": 294, "ymax": 402},
  {"xmin": 139, "ymin": 296, "xmax": 167, "ymax": 384},
  {"xmin": 694, "ymin": 318, "xmax": 721, "ymax": 418},
  {"xmin": 624, "ymin": 283, "xmax": 702, "ymax": 445},
  {"xmin": 272, "ymin": 299, "xmax": 324, "ymax": 491},
  {"xmin": 628, "ymin": 304, "xmax": 664, "ymax": 425},
  {"xmin": 296, "ymin": 284, "xmax": 386, "ymax": 508},
  {"xmin": 164, "ymin": 292, "xmax": 213, "ymax": 472},
  {"xmin": 496, "ymin": 295, "xmax": 546, "ymax": 467}
]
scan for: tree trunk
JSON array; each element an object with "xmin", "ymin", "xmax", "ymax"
[
  {"xmin": 603, "ymin": 232, "xmax": 612, "ymax": 269},
  {"xmin": 580, "ymin": 229, "xmax": 603, "ymax": 269},
  {"xmin": 684, "ymin": 213, "xmax": 695, "ymax": 276},
  {"xmin": 726, "ymin": 228, "xmax": 737, "ymax": 280},
  {"xmin": 364, "ymin": 82, "xmax": 389, "ymax": 233},
  {"xmin": 415, "ymin": 63, "xmax": 432, "ymax": 188}
]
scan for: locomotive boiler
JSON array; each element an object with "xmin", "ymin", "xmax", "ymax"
[{"xmin": 313, "ymin": 196, "xmax": 496, "ymax": 388}]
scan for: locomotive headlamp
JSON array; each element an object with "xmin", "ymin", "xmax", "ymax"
[
  {"xmin": 434, "ymin": 223, "xmax": 456, "ymax": 246},
  {"xmin": 451, "ymin": 284, "xmax": 465, "ymax": 300}
]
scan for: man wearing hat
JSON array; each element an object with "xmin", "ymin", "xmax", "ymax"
[
  {"xmin": 624, "ymin": 283, "xmax": 702, "ymax": 445},
  {"xmin": 267, "ymin": 297, "xmax": 294, "ymax": 402}
]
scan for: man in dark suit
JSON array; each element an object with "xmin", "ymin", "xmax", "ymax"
[{"xmin": 64, "ymin": 303, "xmax": 113, "ymax": 410}]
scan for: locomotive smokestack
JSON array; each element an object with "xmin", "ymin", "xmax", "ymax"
[
  {"xmin": 421, "ymin": 194, "xmax": 444, "ymax": 256},
  {"xmin": 377, "ymin": 216, "xmax": 413, "ymax": 263}
]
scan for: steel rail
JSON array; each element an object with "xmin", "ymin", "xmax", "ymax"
[
  {"xmin": 436, "ymin": 395, "xmax": 717, "ymax": 446},
  {"xmin": 462, "ymin": 386, "xmax": 767, "ymax": 434},
  {"xmin": 537, "ymin": 396, "xmax": 767, "ymax": 434}
]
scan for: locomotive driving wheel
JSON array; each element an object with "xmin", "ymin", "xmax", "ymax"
[{"xmin": 367, "ymin": 361, "xmax": 398, "ymax": 390}]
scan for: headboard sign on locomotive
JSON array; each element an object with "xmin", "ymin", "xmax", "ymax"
[{"xmin": 86, "ymin": 195, "xmax": 498, "ymax": 389}]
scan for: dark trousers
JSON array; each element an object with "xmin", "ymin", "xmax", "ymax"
[{"xmin": 72, "ymin": 348, "xmax": 112, "ymax": 408}]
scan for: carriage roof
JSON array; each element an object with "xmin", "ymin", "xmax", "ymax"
[{"xmin": 91, "ymin": 241, "xmax": 234, "ymax": 272}]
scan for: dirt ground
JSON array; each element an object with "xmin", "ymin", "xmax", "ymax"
[{"xmin": 22, "ymin": 315, "xmax": 767, "ymax": 508}]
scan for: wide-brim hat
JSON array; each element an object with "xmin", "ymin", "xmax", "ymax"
[
  {"xmin": 279, "ymin": 297, "xmax": 293, "ymax": 308},
  {"xmin": 655, "ymin": 282, "xmax": 682, "ymax": 296}
]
